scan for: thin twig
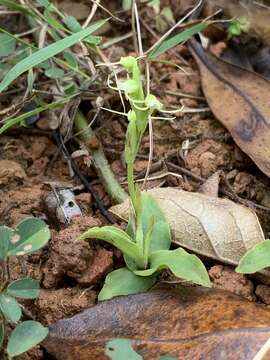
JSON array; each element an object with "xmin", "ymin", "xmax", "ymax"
[
  {"xmin": 83, "ymin": 0, "xmax": 100, "ymax": 28},
  {"xmin": 133, "ymin": 0, "xmax": 143, "ymax": 56}
]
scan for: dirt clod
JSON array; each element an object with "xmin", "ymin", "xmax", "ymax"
[
  {"xmin": 78, "ymin": 247, "xmax": 113, "ymax": 286},
  {"xmin": 0, "ymin": 159, "xmax": 26, "ymax": 188},
  {"xmin": 42, "ymin": 216, "xmax": 101, "ymax": 288},
  {"xmin": 255, "ymin": 285, "xmax": 270, "ymax": 305},
  {"xmin": 209, "ymin": 265, "xmax": 255, "ymax": 301}
]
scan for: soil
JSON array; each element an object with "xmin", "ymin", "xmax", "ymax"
[{"xmin": 1, "ymin": 1, "xmax": 270, "ymax": 359}]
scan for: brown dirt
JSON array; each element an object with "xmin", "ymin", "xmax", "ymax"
[{"xmin": 209, "ymin": 265, "xmax": 255, "ymax": 301}]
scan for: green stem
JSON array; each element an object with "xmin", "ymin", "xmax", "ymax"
[
  {"xmin": 127, "ymin": 161, "xmax": 136, "ymax": 206},
  {"xmin": 74, "ymin": 111, "xmax": 128, "ymax": 204}
]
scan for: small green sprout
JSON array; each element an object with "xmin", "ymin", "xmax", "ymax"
[
  {"xmin": 81, "ymin": 56, "xmax": 210, "ymax": 301},
  {"xmin": 228, "ymin": 16, "xmax": 250, "ymax": 38},
  {"xmin": 0, "ymin": 218, "xmax": 50, "ymax": 358}
]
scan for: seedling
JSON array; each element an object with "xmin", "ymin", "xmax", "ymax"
[
  {"xmin": 0, "ymin": 218, "xmax": 50, "ymax": 358},
  {"xmin": 81, "ymin": 56, "xmax": 210, "ymax": 301},
  {"xmin": 228, "ymin": 16, "xmax": 250, "ymax": 38}
]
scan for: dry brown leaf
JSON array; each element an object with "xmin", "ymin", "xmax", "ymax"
[
  {"xmin": 189, "ymin": 39, "xmax": 270, "ymax": 178},
  {"xmin": 110, "ymin": 187, "xmax": 265, "ymax": 266},
  {"xmin": 44, "ymin": 286, "xmax": 270, "ymax": 360}
]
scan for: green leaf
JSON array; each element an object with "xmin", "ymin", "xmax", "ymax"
[
  {"xmin": 0, "ymin": 0, "xmax": 33, "ymax": 15},
  {"xmin": 8, "ymin": 218, "xmax": 50, "ymax": 257},
  {"xmin": 0, "ymin": 294, "xmax": 22, "ymax": 322},
  {"xmin": 35, "ymin": 0, "xmax": 50, "ymax": 6},
  {"xmin": 134, "ymin": 248, "xmax": 211, "ymax": 287},
  {"xmin": 236, "ymin": 240, "xmax": 270, "ymax": 274},
  {"xmin": 0, "ymin": 63, "xmax": 12, "ymax": 80},
  {"xmin": 122, "ymin": 0, "xmax": 132, "ymax": 11},
  {"xmin": 0, "ymin": 321, "xmax": 4, "ymax": 350},
  {"xmin": 149, "ymin": 22, "xmax": 208, "ymax": 58},
  {"xmin": 7, "ymin": 320, "xmax": 48, "ymax": 357},
  {"xmin": 7, "ymin": 278, "xmax": 40, "ymax": 299},
  {"xmin": 0, "ymin": 19, "xmax": 107, "ymax": 93},
  {"xmin": 63, "ymin": 16, "xmax": 82, "ymax": 32},
  {"xmin": 0, "ymin": 226, "xmax": 13, "ymax": 260},
  {"xmin": 160, "ymin": 6, "xmax": 175, "ymax": 25},
  {"xmin": 43, "ymin": 9, "xmax": 67, "ymax": 32},
  {"xmin": 140, "ymin": 193, "xmax": 171, "ymax": 253},
  {"xmin": 45, "ymin": 67, "xmax": 65, "ymax": 78},
  {"xmin": 98, "ymin": 267, "xmax": 156, "ymax": 301},
  {"xmin": 63, "ymin": 16, "xmax": 101, "ymax": 45},
  {"xmin": 63, "ymin": 51, "xmax": 78, "ymax": 68},
  {"xmin": 105, "ymin": 339, "xmax": 142, "ymax": 360},
  {"xmin": 81, "ymin": 226, "xmax": 144, "ymax": 267},
  {"xmin": 147, "ymin": 0, "xmax": 160, "ymax": 14},
  {"xmin": 0, "ymin": 34, "xmax": 16, "ymax": 57}
]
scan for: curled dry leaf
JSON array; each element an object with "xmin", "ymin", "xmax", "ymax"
[
  {"xmin": 44, "ymin": 286, "xmax": 270, "ymax": 360},
  {"xmin": 188, "ymin": 39, "xmax": 270, "ymax": 178},
  {"xmin": 110, "ymin": 188, "xmax": 265, "ymax": 266}
]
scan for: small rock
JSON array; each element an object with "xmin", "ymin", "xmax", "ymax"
[
  {"xmin": 256, "ymin": 285, "xmax": 270, "ymax": 305},
  {"xmin": 78, "ymin": 247, "xmax": 113, "ymax": 286},
  {"xmin": 209, "ymin": 265, "xmax": 255, "ymax": 301},
  {"xmin": 0, "ymin": 159, "xmax": 26, "ymax": 187}
]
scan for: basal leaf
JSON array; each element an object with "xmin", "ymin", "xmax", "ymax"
[
  {"xmin": 0, "ymin": 19, "xmax": 107, "ymax": 93},
  {"xmin": 236, "ymin": 240, "xmax": 270, "ymax": 274},
  {"xmin": 0, "ymin": 294, "xmax": 22, "ymax": 322},
  {"xmin": 7, "ymin": 321, "xmax": 48, "ymax": 357},
  {"xmin": 149, "ymin": 22, "xmax": 208, "ymax": 59},
  {"xmin": 105, "ymin": 339, "xmax": 142, "ymax": 360},
  {"xmin": 98, "ymin": 267, "xmax": 156, "ymax": 301},
  {"xmin": 8, "ymin": 218, "xmax": 50, "ymax": 257},
  {"xmin": 0, "ymin": 226, "xmax": 13, "ymax": 260},
  {"xmin": 7, "ymin": 278, "xmax": 40, "ymax": 299},
  {"xmin": 81, "ymin": 226, "xmax": 144, "ymax": 266},
  {"xmin": 134, "ymin": 248, "xmax": 211, "ymax": 287},
  {"xmin": 140, "ymin": 193, "xmax": 171, "ymax": 253}
]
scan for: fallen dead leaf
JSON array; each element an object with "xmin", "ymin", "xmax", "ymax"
[
  {"xmin": 44, "ymin": 286, "xmax": 270, "ymax": 360},
  {"xmin": 110, "ymin": 187, "xmax": 265, "ymax": 266},
  {"xmin": 189, "ymin": 39, "xmax": 270, "ymax": 178}
]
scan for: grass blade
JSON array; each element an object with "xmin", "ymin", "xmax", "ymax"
[
  {"xmin": 0, "ymin": 98, "xmax": 71, "ymax": 134},
  {"xmin": 0, "ymin": 19, "xmax": 107, "ymax": 93},
  {"xmin": 149, "ymin": 22, "xmax": 208, "ymax": 59},
  {"xmin": 0, "ymin": 0, "xmax": 34, "ymax": 16}
]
